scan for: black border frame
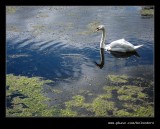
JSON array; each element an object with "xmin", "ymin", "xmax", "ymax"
[{"xmin": 1, "ymin": 0, "xmax": 159, "ymax": 128}]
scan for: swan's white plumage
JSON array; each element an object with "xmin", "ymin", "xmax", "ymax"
[
  {"xmin": 106, "ymin": 38, "xmax": 135, "ymax": 52},
  {"xmin": 96, "ymin": 25, "xmax": 143, "ymax": 52}
]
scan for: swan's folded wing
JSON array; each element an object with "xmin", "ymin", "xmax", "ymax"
[
  {"xmin": 111, "ymin": 38, "xmax": 125, "ymax": 44},
  {"xmin": 109, "ymin": 39, "xmax": 135, "ymax": 52},
  {"xmin": 110, "ymin": 39, "xmax": 133, "ymax": 47},
  {"xmin": 123, "ymin": 39, "xmax": 134, "ymax": 47}
]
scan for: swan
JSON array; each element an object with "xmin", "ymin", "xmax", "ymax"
[{"xmin": 96, "ymin": 25, "xmax": 143, "ymax": 52}]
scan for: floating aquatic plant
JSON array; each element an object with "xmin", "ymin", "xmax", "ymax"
[
  {"xmin": 60, "ymin": 108, "xmax": 78, "ymax": 117},
  {"xmin": 107, "ymin": 75, "xmax": 129, "ymax": 83},
  {"xmin": 6, "ymin": 6, "xmax": 18, "ymax": 14},
  {"xmin": 6, "ymin": 74, "xmax": 153, "ymax": 117},
  {"xmin": 51, "ymin": 89, "xmax": 63, "ymax": 94},
  {"xmin": 65, "ymin": 95, "xmax": 85, "ymax": 108},
  {"xmin": 6, "ymin": 74, "xmax": 57, "ymax": 117},
  {"xmin": 140, "ymin": 8, "xmax": 154, "ymax": 16}
]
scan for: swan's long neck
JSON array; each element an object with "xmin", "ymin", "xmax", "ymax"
[{"xmin": 100, "ymin": 29, "xmax": 106, "ymax": 48}]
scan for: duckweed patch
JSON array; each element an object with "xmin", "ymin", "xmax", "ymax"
[
  {"xmin": 65, "ymin": 95, "xmax": 85, "ymax": 108},
  {"xmin": 60, "ymin": 108, "xmax": 78, "ymax": 117},
  {"xmin": 133, "ymin": 105, "xmax": 154, "ymax": 117},
  {"xmin": 64, "ymin": 94, "xmax": 115, "ymax": 117},
  {"xmin": 102, "ymin": 75, "xmax": 153, "ymax": 117},
  {"xmin": 115, "ymin": 103, "xmax": 153, "ymax": 117},
  {"xmin": 103, "ymin": 86, "xmax": 119, "ymax": 92},
  {"xmin": 118, "ymin": 95, "xmax": 136, "ymax": 102},
  {"xmin": 51, "ymin": 89, "xmax": 63, "ymax": 94},
  {"xmin": 140, "ymin": 9, "xmax": 154, "ymax": 16},
  {"xmin": 138, "ymin": 92, "xmax": 148, "ymax": 99},
  {"xmin": 90, "ymin": 97, "xmax": 115, "ymax": 116},
  {"xmin": 61, "ymin": 74, "xmax": 153, "ymax": 117},
  {"xmin": 115, "ymin": 109, "xmax": 132, "ymax": 117},
  {"xmin": 6, "ymin": 74, "xmax": 154, "ymax": 117},
  {"xmin": 117, "ymin": 85, "xmax": 143, "ymax": 95},
  {"xmin": 116, "ymin": 85, "xmax": 149, "ymax": 102},
  {"xmin": 98, "ymin": 93, "xmax": 112, "ymax": 99},
  {"xmin": 107, "ymin": 75, "xmax": 129, "ymax": 83},
  {"xmin": 6, "ymin": 74, "xmax": 58, "ymax": 117},
  {"xmin": 6, "ymin": 6, "xmax": 18, "ymax": 14}
]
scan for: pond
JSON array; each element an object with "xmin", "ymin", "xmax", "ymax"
[{"xmin": 6, "ymin": 6, "xmax": 154, "ymax": 117}]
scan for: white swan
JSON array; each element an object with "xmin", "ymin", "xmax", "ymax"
[{"xmin": 96, "ymin": 25, "xmax": 143, "ymax": 52}]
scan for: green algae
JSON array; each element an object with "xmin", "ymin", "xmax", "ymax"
[
  {"xmin": 6, "ymin": 74, "xmax": 57, "ymax": 117},
  {"xmin": 60, "ymin": 74, "xmax": 153, "ymax": 117},
  {"xmin": 6, "ymin": 6, "xmax": 18, "ymax": 14},
  {"xmin": 118, "ymin": 95, "xmax": 136, "ymax": 102},
  {"xmin": 132, "ymin": 105, "xmax": 154, "ymax": 117},
  {"xmin": 114, "ymin": 105, "xmax": 153, "ymax": 117},
  {"xmin": 117, "ymin": 85, "xmax": 143, "ymax": 95},
  {"xmin": 140, "ymin": 9, "xmax": 154, "ymax": 16},
  {"xmin": 90, "ymin": 97, "xmax": 115, "ymax": 116},
  {"xmin": 115, "ymin": 109, "xmax": 132, "ymax": 117},
  {"xmin": 116, "ymin": 85, "xmax": 148, "ymax": 102},
  {"xmin": 103, "ymin": 86, "xmax": 119, "ymax": 92},
  {"xmin": 78, "ymin": 89, "xmax": 93, "ymax": 96},
  {"xmin": 64, "ymin": 95, "xmax": 115, "ymax": 117},
  {"xmin": 98, "ymin": 93, "xmax": 112, "ymax": 99},
  {"xmin": 65, "ymin": 95, "xmax": 85, "ymax": 108},
  {"xmin": 107, "ymin": 75, "xmax": 129, "ymax": 83},
  {"xmin": 137, "ymin": 92, "xmax": 148, "ymax": 99},
  {"xmin": 60, "ymin": 108, "xmax": 78, "ymax": 117},
  {"xmin": 51, "ymin": 89, "xmax": 63, "ymax": 94},
  {"xmin": 6, "ymin": 74, "xmax": 153, "ymax": 117}
]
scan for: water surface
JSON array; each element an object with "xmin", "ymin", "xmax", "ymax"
[{"xmin": 6, "ymin": 6, "xmax": 154, "ymax": 117}]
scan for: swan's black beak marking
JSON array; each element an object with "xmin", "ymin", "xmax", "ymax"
[{"xmin": 96, "ymin": 28, "xmax": 99, "ymax": 31}]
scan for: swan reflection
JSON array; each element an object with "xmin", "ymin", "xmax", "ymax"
[
  {"xmin": 95, "ymin": 48, "xmax": 140, "ymax": 69},
  {"xmin": 109, "ymin": 50, "xmax": 140, "ymax": 58},
  {"xmin": 94, "ymin": 48, "xmax": 105, "ymax": 69}
]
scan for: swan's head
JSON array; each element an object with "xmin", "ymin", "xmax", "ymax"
[{"xmin": 96, "ymin": 25, "xmax": 105, "ymax": 31}]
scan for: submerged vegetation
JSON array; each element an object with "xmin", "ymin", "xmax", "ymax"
[{"xmin": 6, "ymin": 74, "xmax": 154, "ymax": 117}]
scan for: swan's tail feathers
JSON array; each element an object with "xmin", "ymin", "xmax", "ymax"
[{"xmin": 134, "ymin": 45, "xmax": 143, "ymax": 49}]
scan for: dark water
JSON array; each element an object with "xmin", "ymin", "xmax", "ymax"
[{"xmin": 6, "ymin": 6, "xmax": 154, "ymax": 111}]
